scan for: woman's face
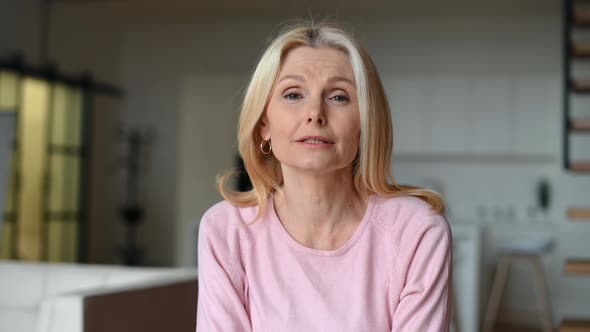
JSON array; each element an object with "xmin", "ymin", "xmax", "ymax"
[{"xmin": 260, "ymin": 46, "xmax": 360, "ymax": 174}]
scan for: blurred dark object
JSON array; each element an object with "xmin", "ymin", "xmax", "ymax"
[
  {"xmin": 236, "ymin": 156, "xmax": 252, "ymax": 192},
  {"xmin": 116, "ymin": 127, "xmax": 154, "ymax": 266},
  {"xmin": 537, "ymin": 178, "xmax": 551, "ymax": 211}
]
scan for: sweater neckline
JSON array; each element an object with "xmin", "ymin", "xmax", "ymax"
[{"xmin": 267, "ymin": 194, "xmax": 376, "ymax": 256}]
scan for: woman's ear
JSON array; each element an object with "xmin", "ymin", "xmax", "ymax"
[{"xmin": 259, "ymin": 114, "xmax": 271, "ymax": 141}]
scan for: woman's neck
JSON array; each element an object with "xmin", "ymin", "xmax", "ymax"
[{"xmin": 273, "ymin": 166, "xmax": 368, "ymax": 250}]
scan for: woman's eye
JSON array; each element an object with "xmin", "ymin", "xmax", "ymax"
[
  {"xmin": 330, "ymin": 95, "xmax": 349, "ymax": 102},
  {"xmin": 283, "ymin": 92, "xmax": 302, "ymax": 100}
]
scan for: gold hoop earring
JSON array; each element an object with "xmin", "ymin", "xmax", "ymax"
[{"xmin": 260, "ymin": 139, "xmax": 272, "ymax": 155}]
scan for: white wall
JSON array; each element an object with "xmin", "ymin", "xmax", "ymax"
[{"xmin": 176, "ymin": 74, "xmax": 247, "ymax": 266}]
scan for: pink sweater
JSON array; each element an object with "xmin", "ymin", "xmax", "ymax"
[{"xmin": 196, "ymin": 194, "xmax": 452, "ymax": 332}]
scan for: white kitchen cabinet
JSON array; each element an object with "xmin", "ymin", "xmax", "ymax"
[
  {"xmin": 464, "ymin": 77, "xmax": 513, "ymax": 154},
  {"xmin": 511, "ymin": 75, "xmax": 560, "ymax": 155},
  {"xmin": 382, "ymin": 73, "xmax": 557, "ymax": 158}
]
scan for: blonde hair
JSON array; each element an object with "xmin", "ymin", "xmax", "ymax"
[{"xmin": 217, "ymin": 20, "xmax": 445, "ymax": 221}]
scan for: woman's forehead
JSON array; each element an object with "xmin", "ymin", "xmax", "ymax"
[{"xmin": 278, "ymin": 46, "xmax": 354, "ymax": 82}]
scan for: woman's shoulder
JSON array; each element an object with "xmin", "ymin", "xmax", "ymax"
[
  {"xmin": 374, "ymin": 194, "xmax": 442, "ymax": 217},
  {"xmin": 372, "ymin": 194, "xmax": 449, "ymax": 236},
  {"xmin": 372, "ymin": 194, "xmax": 451, "ymax": 273},
  {"xmin": 198, "ymin": 200, "xmax": 263, "ymax": 247}
]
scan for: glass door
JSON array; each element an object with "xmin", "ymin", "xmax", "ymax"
[
  {"xmin": 0, "ymin": 69, "xmax": 20, "ymax": 259},
  {"xmin": 0, "ymin": 69, "xmax": 84, "ymax": 262}
]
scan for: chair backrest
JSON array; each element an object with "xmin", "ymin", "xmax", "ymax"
[{"xmin": 0, "ymin": 112, "xmax": 16, "ymax": 244}]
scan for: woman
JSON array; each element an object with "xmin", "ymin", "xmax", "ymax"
[{"xmin": 196, "ymin": 21, "xmax": 452, "ymax": 332}]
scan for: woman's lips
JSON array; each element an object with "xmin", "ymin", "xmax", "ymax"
[
  {"xmin": 296, "ymin": 135, "xmax": 335, "ymax": 144},
  {"xmin": 296, "ymin": 137, "xmax": 335, "ymax": 148}
]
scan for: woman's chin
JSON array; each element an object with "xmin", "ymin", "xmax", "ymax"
[{"xmin": 281, "ymin": 161, "xmax": 351, "ymax": 175}]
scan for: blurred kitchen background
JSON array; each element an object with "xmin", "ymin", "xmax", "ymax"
[{"xmin": 1, "ymin": 0, "xmax": 589, "ymax": 331}]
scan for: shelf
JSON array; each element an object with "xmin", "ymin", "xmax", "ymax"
[
  {"xmin": 570, "ymin": 118, "xmax": 590, "ymax": 131},
  {"xmin": 560, "ymin": 319, "xmax": 590, "ymax": 332},
  {"xmin": 574, "ymin": 11, "xmax": 590, "ymax": 27},
  {"xmin": 571, "ymin": 80, "xmax": 590, "ymax": 93},
  {"xmin": 569, "ymin": 161, "xmax": 590, "ymax": 171},
  {"xmin": 571, "ymin": 42, "xmax": 590, "ymax": 58},
  {"xmin": 564, "ymin": 259, "xmax": 590, "ymax": 275},
  {"xmin": 568, "ymin": 208, "xmax": 590, "ymax": 220}
]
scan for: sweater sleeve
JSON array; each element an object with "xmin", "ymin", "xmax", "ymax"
[
  {"xmin": 196, "ymin": 211, "xmax": 252, "ymax": 332},
  {"xmin": 391, "ymin": 214, "xmax": 453, "ymax": 332}
]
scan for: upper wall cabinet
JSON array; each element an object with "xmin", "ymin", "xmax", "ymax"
[{"xmin": 383, "ymin": 74, "xmax": 559, "ymax": 157}]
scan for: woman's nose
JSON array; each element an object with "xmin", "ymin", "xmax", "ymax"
[{"xmin": 307, "ymin": 98, "xmax": 326, "ymax": 125}]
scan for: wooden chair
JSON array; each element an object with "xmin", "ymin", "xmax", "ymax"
[{"xmin": 482, "ymin": 238, "xmax": 555, "ymax": 332}]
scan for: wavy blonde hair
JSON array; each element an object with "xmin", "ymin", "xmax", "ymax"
[{"xmin": 217, "ymin": 20, "xmax": 445, "ymax": 221}]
